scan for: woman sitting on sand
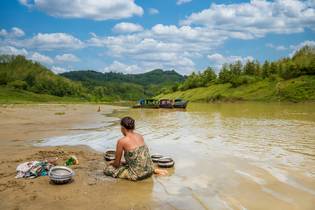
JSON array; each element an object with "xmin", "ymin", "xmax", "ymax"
[{"xmin": 104, "ymin": 116, "xmax": 167, "ymax": 181}]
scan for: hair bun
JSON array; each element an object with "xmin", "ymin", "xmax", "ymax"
[{"xmin": 120, "ymin": 116, "xmax": 135, "ymax": 130}]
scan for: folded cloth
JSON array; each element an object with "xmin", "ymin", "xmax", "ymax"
[{"xmin": 16, "ymin": 161, "xmax": 53, "ymax": 178}]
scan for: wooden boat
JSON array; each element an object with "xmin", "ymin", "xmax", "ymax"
[
  {"xmin": 132, "ymin": 99, "xmax": 159, "ymax": 108},
  {"xmin": 159, "ymin": 99, "xmax": 173, "ymax": 108},
  {"xmin": 173, "ymin": 98, "xmax": 188, "ymax": 108}
]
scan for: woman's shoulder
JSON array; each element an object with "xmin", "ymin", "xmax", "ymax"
[{"xmin": 134, "ymin": 132, "xmax": 144, "ymax": 139}]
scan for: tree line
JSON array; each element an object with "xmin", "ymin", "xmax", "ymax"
[
  {"xmin": 166, "ymin": 45, "xmax": 315, "ymax": 93},
  {"xmin": 0, "ymin": 55, "xmax": 185, "ymax": 101}
]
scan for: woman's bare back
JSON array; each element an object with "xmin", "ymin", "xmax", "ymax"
[{"xmin": 121, "ymin": 132, "xmax": 144, "ymax": 151}]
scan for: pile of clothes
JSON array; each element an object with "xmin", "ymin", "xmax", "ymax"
[{"xmin": 15, "ymin": 161, "xmax": 54, "ymax": 179}]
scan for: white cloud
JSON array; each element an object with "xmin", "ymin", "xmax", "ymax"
[
  {"xmin": 11, "ymin": 1, "xmax": 311, "ymax": 75},
  {"xmin": 51, "ymin": 66, "xmax": 67, "ymax": 74},
  {"xmin": 11, "ymin": 27, "xmax": 25, "ymax": 37},
  {"xmin": 11, "ymin": 33, "xmax": 84, "ymax": 51},
  {"xmin": 0, "ymin": 45, "xmax": 54, "ymax": 65},
  {"xmin": 113, "ymin": 22, "xmax": 144, "ymax": 33},
  {"xmin": 177, "ymin": 0, "xmax": 192, "ymax": 5},
  {"xmin": 0, "ymin": 46, "xmax": 28, "ymax": 56},
  {"xmin": 289, "ymin": 40, "xmax": 315, "ymax": 57},
  {"xmin": 103, "ymin": 61, "xmax": 141, "ymax": 74},
  {"xmin": 87, "ymin": 23, "xmax": 227, "ymax": 74},
  {"xmin": 137, "ymin": 53, "xmax": 195, "ymax": 74},
  {"xmin": 0, "ymin": 27, "xmax": 25, "ymax": 38},
  {"xmin": 207, "ymin": 53, "xmax": 253, "ymax": 69},
  {"xmin": 88, "ymin": 33, "xmax": 199, "ymax": 73},
  {"xmin": 0, "ymin": 29, "xmax": 8, "ymax": 37},
  {"xmin": 30, "ymin": 52, "xmax": 54, "ymax": 64},
  {"xmin": 81, "ymin": 1, "xmax": 315, "ymax": 74},
  {"xmin": 148, "ymin": 8, "xmax": 159, "ymax": 15},
  {"xmin": 19, "ymin": 0, "xmax": 143, "ymax": 21},
  {"xmin": 266, "ymin": 43, "xmax": 288, "ymax": 51},
  {"xmin": 55, "ymin": 53, "xmax": 79, "ymax": 62},
  {"xmin": 181, "ymin": 0, "xmax": 315, "ymax": 39}
]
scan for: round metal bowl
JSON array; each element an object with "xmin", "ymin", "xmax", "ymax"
[
  {"xmin": 104, "ymin": 150, "xmax": 116, "ymax": 161},
  {"xmin": 49, "ymin": 166, "xmax": 75, "ymax": 184},
  {"xmin": 158, "ymin": 157, "xmax": 175, "ymax": 168},
  {"xmin": 151, "ymin": 154, "xmax": 163, "ymax": 163}
]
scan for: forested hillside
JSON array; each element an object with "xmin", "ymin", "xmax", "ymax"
[
  {"xmin": 0, "ymin": 55, "xmax": 85, "ymax": 97},
  {"xmin": 0, "ymin": 55, "xmax": 184, "ymax": 102},
  {"xmin": 158, "ymin": 45, "xmax": 315, "ymax": 102},
  {"xmin": 60, "ymin": 69, "xmax": 185, "ymax": 98}
]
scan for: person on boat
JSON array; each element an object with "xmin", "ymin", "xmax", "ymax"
[{"xmin": 104, "ymin": 116, "xmax": 167, "ymax": 181}]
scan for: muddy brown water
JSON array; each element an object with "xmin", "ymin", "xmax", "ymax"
[{"xmin": 40, "ymin": 102, "xmax": 315, "ymax": 210}]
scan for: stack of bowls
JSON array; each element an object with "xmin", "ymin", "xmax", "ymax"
[
  {"xmin": 157, "ymin": 157, "xmax": 175, "ymax": 168},
  {"xmin": 49, "ymin": 166, "xmax": 75, "ymax": 184},
  {"xmin": 151, "ymin": 154, "xmax": 175, "ymax": 168},
  {"xmin": 104, "ymin": 150, "xmax": 116, "ymax": 161},
  {"xmin": 151, "ymin": 154, "xmax": 163, "ymax": 163}
]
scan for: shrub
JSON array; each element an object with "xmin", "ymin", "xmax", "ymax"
[
  {"xmin": 230, "ymin": 75, "xmax": 257, "ymax": 87},
  {"xmin": 8, "ymin": 80, "xmax": 28, "ymax": 90}
]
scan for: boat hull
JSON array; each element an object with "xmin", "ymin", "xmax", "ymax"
[
  {"xmin": 132, "ymin": 99, "xmax": 188, "ymax": 109},
  {"xmin": 133, "ymin": 104, "xmax": 159, "ymax": 108},
  {"xmin": 159, "ymin": 104, "xmax": 173, "ymax": 108},
  {"xmin": 173, "ymin": 101, "xmax": 188, "ymax": 109}
]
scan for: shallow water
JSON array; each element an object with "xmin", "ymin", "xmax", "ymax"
[{"xmin": 39, "ymin": 102, "xmax": 315, "ymax": 210}]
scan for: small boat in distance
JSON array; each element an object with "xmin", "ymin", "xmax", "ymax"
[
  {"xmin": 159, "ymin": 99, "xmax": 173, "ymax": 108},
  {"xmin": 133, "ymin": 98, "xmax": 188, "ymax": 109},
  {"xmin": 173, "ymin": 98, "xmax": 189, "ymax": 109},
  {"xmin": 132, "ymin": 99, "xmax": 159, "ymax": 108}
]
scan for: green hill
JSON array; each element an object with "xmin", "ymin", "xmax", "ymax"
[
  {"xmin": 157, "ymin": 75, "xmax": 315, "ymax": 102},
  {"xmin": 0, "ymin": 55, "xmax": 87, "ymax": 103},
  {"xmin": 157, "ymin": 45, "xmax": 315, "ymax": 103},
  {"xmin": 60, "ymin": 69, "xmax": 185, "ymax": 98},
  {"xmin": 0, "ymin": 55, "xmax": 185, "ymax": 103},
  {"xmin": 61, "ymin": 69, "xmax": 184, "ymax": 86}
]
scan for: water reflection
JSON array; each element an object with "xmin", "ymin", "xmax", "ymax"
[{"xmin": 40, "ymin": 102, "xmax": 315, "ymax": 210}]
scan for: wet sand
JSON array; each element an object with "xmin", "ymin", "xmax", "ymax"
[{"xmin": 0, "ymin": 104, "xmax": 161, "ymax": 210}]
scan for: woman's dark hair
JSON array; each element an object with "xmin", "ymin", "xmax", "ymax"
[{"xmin": 120, "ymin": 116, "xmax": 135, "ymax": 130}]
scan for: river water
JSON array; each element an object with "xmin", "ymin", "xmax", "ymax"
[{"xmin": 39, "ymin": 102, "xmax": 315, "ymax": 210}]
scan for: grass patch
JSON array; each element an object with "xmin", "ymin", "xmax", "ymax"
[
  {"xmin": 54, "ymin": 112, "xmax": 65, "ymax": 115},
  {"xmin": 0, "ymin": 86, "xmax": 87, "ymax": 104},
  {"xmin": 157, "ymin": 75, "xmax": 315, "ymax": 103}
]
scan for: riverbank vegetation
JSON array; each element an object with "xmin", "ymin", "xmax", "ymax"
[{"xmin": 158, "ymin": 45, "xmax": 315, "ymax": 102}]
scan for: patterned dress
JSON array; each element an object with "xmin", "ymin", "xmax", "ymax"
[{"xmin": 104, "ymin": 144, "xmax": 154, "ymax": 181}]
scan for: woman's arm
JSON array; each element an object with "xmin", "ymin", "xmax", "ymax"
[{"xmin": 112, "ymin": 139, "xmax": 124, "ymax": 168}]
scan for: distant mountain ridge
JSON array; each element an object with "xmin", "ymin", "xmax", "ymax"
[
  {"xmin": 60, "ymin": 69, "xmax": 185, "ymax": 87},
  {"xmin": 0, "ymin": 55, "xmax": 185, "ymax": 102}
]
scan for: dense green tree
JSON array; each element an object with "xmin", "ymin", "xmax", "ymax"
[
  {"xmin": 269, "ymin": 62, "xmax": 278, "ymax": 75},
  {"xmin": 200, "ymin": 67, "xmax": 217, "ymax": 86},
  {"xmin": 229, "ymin": 61, "xmax": 242, "ymax": 76},
  {"xmin": 218, "ymin": 64, "xmax": 233, "ymax": 83},
  {"xmin": 262, "ymin": 61, "xmax": 270, "ymax": 78},
  {"xmin": 243, "ymin": 60, "xmax": 256, "ymax": 75}
]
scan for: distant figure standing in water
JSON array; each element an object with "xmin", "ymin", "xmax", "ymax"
[{"xmin": 104, "ymin": 116, "xmax": 167, "ymax": 181}]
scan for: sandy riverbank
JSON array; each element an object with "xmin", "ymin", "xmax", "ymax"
[
  {"xmin": 0, "ymin": 104, "xmax": 162, "ymax": 210},
  {"xmin": 1, "ymin": 103, "xmax": 314, "ymax": 210}
]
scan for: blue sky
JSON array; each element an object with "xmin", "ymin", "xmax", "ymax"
[{"xmin": 0, "ymin": 0, "xmax": 314, "ymax": 75}]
